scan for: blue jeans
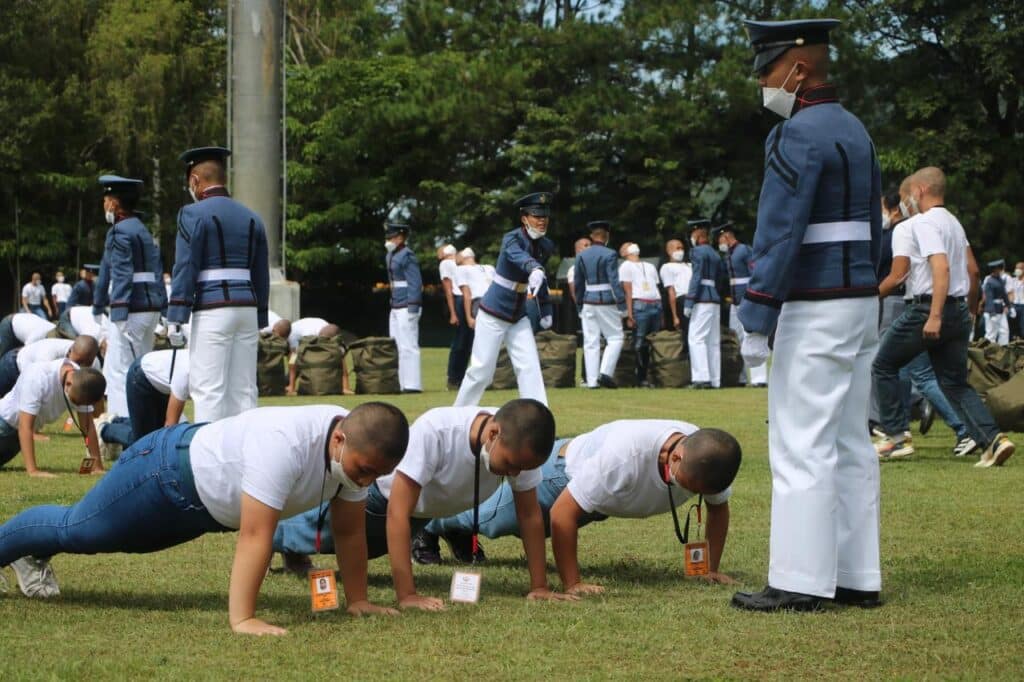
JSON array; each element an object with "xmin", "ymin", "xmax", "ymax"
[
  {"xmin": 873, "ymin": 301, "xmax": 999, "ymax": 446},
  {"xmin": 1014, "ymin": 305, "xmax": 1024, "ymax": 340},
  {"xmin": 903, "ymin": 352, "xmax": 967, "ymax": 439},
  {"xmin": 28, "ymin": 305, "xmax": 47, "ymax": 320},
  {"xmin": 100, "ymin": 360, "xmax": 168, "ymax": 448},
  {"xmin": 0, "ymin": 423, "xmax": 228, "ymax": 566},
  {"xmin": 633, "ymin": 301, "xmax": 662, "ymax": 383},
  {"xmin": 446, "ymin": 296, "xmax": 472, "ymax": 384},
  {"xmin": 57, "ymin": 302, "xmax": 67, "ymax": 316},
  {"xmin": 0, "ymin": 349, "xmax": 21, "ymax": 396},
  {"xmin": 271, "ymin": 482, "xmax": 429, "ymax": 558},
  {"xmin": 426, "ymin": 439, "xmax": 607, "ymax": 539},
  {"xmin": 0, "ymin": 419, "xmax": 21, "ymax": 468},
  {"xmin": 0, "ymin": 316, "xmax": 19, "ymax": 357}
]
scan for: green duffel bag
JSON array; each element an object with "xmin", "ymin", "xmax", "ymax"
[
  {"xmin": 489, "ymin": 346, "xmax": 517, "ymax": 390},
  {"xmin": 257, "ymin": 332, "xmax": 289, "ymax": 396},
  {"xmin": 349, "ymin": 336, "xmax": 401, "ymax": 395},
  {"xmin": 296, "ymin": 335, "xmax": 345, "ymax": 396},
  {"xmin": 536, "ymin": 330, "xmax": 577, "ymax": 388},
  {"xmin": 967, "ymin": 339, "xmax": 1016, "ymax": 395},
  {"xmin": 614, "ymin": 332, "xmax": 637, "ymax": 387},
  {"xmin": 986, "ymin": 371, "xmax": 1024, "ymax": 432},
  {"xmin": 720, "ymin": 328, "xmax": 743, "ymax": 387},
  {"xmin": 152, "ymin": 332, "xmax": 171, "ymax": 352},
  {"xmin": 648, "ymin": 330, "xmax": 690, "ymax": 388}
]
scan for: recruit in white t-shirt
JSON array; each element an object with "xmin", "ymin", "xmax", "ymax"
[
  {"xmin": 659, "ymin": 262, "xmax": 692, "ymax": 299},
  {"xmin": 439, "ymin": 258, "xmax": 458, "ymax": 286},
  {"xmin": 51, "ymin": 282, "xmax": 72, "ymax": 303},
  {"xmin": 455, "ymin": 264, "xmax": 493, "ymax": 300},
  {"xmin": 0, "ymin": 359, "xmax": 86, "ymax": 429},
  {"xmin": 21, "ymin": 282, "xmax": 46, "ymax": 306},
  {"xmin": 69, "ymin": 306, "xmax": 106, "ymax": 340},
  {"xmin": 188, "ymin": 405, "xmax": 366, "ymax": 530},
  {"xmin": 893, "ymin": 207, "xmax": 970, "ymax": 298},
  {"xmin": 375, "ymin": 406, "xmax": 542, "ymax": 519},
  {"xmin": 287, "ymin": 317, "xmax": 328, "ymax": 352},
  {"xmin": 15, "ymin": 339, "xmax": 72, "ymax": 372},
  {"xmin": 260, "ymin": 310, "xmax": 282, "ymax": 334},
  {"xmin": 563, "ymin": 420, "xmax": 731, "ymax": 519},
  {"xmin": 11, "ymin": 313, "xmax": 55, "ymax": 344},
  {"xmin": 619, "ymin": 261, "xmax": 661, "ymax": 301},
  {"xmin": 140, "ymin": 349, "xmax": 191, "ymax": 401}
]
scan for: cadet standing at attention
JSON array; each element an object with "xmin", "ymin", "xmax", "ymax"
[
  {"xmin": 685, "ymin": 220, "xmax": 724, "ymax": 389},
  {"xmin": 93, "ymin": 176, "xmax": 166, "ymax": 418},
  {"xmin": 167, "ymin": 147, "xmax": 270, "ymax": 422},
  {"xmin": 454, "ymin": 192, "xmax": 555, "ymax": 407},
  {"xmin": 715, "ymin": 223, "xmax": 767, "ymax": 387},
  {"xmin": 731, "ymin": 19, "xmax": 883, "ymax": 612},
  {"xmin": 574, "ymin": 221, "xmax": 626, "ymax": 389},
  {"xmin": 385, "ymin": 223, "xmax": 423, "ymax": 393}
]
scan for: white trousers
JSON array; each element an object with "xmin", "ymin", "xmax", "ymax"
[
  {"xmin": 454, "ymin": 310, "xmax": 547, "ymax": 407},
  {"xmin": 730, "ymin": 304, "xmax": 768, "ymax": 385},
  {"xmin": 984, "ymin": 313, "xmax": 1009, "ymax": 345},
  {"xmin": 581, "ymin": 304, "xmax": 623, "ymax": 387},
  {"xmin": 389, "ymin": 308, "xmax": 422, "ymax": 391},
  {"xmin": 688, "ymin": 303, "xmax": 720, "ymax": 386},
  {"xmin": 768, "ymin": 298, "xmax": 881, "ymax": 598},
  {"xmin": 103, "ymin": 311, "xmax": 159, "ymax": 416},
  {"xmin": 190, "ymin": 307, "xmax": 258, "ymax": 422}
]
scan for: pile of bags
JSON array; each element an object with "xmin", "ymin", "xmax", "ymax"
[{"xmin": 967, "ymin": 339, "xmax": 1024, "ymax": 432}]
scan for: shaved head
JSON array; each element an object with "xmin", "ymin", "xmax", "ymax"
[
  {"xmin": 911, "ymin": 167, "xmax": 946, "ymax": 199},
  {"xmin": 320, "ymin": 323, "xmax": 341, "ymax": 338},
  {"xmin": 272, "ymin": 319, "xmax": 291, "ymax": 340},
  {"xmin": 69, "ymin": 335, "xmax": 99, "ymax": 367},
  {"xmin": 192, "ymin": 159, "xmax": 226, "ymax": 185}
]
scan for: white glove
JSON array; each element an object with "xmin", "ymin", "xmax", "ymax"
[
  {"xmin": 93, "ymin": 313, "xmax": 105, "ymax": 326},
  {"xmin": 539, "ymin": 315, "xmax": 552, "ymax": 330},
  {"xmin": 741, "ymin": 333, "xmax": 771, "ymax": 368},
  {"xmin": 1009, "ymin": 307, "xmax": 1017, "ymax": 319},
  {"xmin": 683, "ymin": 308, "xmax": 692, "ymax": 319},
  {"xmin": 527, "ymin": 268, "xmax": 546, "ymax": 297},
  {"xmin": 168, "ymin": 323, "xmax": 186, "ymax": 348}
]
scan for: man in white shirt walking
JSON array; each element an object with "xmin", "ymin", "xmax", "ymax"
[
  {"xmin": 619, "ymin": 243, "xmax": 663, "ymax": 387},
  {"xmin": 21, "ymin": 273, "xmax": 53, "ymax": 320},
  {"xmin": 50, "ymin": 272, "xmax": 72, "ymax": 317}
]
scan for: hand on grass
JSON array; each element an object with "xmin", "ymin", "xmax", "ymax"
[
  {"xmin": 697, "ymin": 571, "xmax": 738, "ymax": 585},
  {"xmin": 526, "ymin": 587, "xmax": 579, "ymax": 602},
  {"xmin": 347, "ymin": 600, "xmax": 399, "ymax": 617},
  {"xmin": 27, "ymin": 470, "xmax": 57, "ymax": 479},
  {"xmin": 231, "ymin": 617, "xmax": 287, "ymax": 636},
  {"xmin": 565, "ymin": 582, "xmax": 604, "ymax": 596},
  {"xmin": 398, "ymin": 593, "xmax": 445, "ymax": 612}
]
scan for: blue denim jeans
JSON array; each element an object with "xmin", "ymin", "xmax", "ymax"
[
  {"xmin": 633, "ymin": 301, "xmax": 663, "ymax": 383},
  {"xmin": 903, "ymin": 352, "xmax": 967, "ymax": 439},
  {"xmin": 0, "ymin": 315, "xmax": 19, "ymax": 357},
  {"xmin": 271, "ymin": 482, "xmax": 429, "ymax": 558},
  {"xmin": 426, "ymin": 439, "xmax": 607, "ymax": 539},
  {"xmin": 0, "ymin": 349, "xmax": 21, "ymax": 396},
  {"xmin": 446, "ymin": 295, "xmax": 473, "ymax": 385},
  {"xmin": 28, "ymin": 305, "xmax": 47, "ymax": 320},
  {"xmin": 0, "ymin": 418, "xmax": 21, "ymax": 468},
  {"xmin": 873, "ymin": 301, "xmax": 999, "ymax": 446},
  {"xmin": 100, "ymin": 360, "xmax": 168, "ymax": 448},
  {"xmin": 57, "ymin": 302, "xmax": 67, "ymax": 316},
  {"xmin": 0, "ymin": 423, "xmax": 227, "ymax": 566}
]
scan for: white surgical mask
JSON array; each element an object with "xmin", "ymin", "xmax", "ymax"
[
  {"xmin": 671, "ymin": 250, "xmax": 685, "ymax": 263},
  {"xmin": 718, "ymin": 243, "xmax": 729, "ymax": 253},
  {"xmin": 104, "ymin": 210, "xmax": 115, "ymax": 225},
  {"xmin": 526, "ymin": 226, "xmax": 545, "ymax": 240},
  {"xmin": 761, "ymin": 63, "xmax": 799, "ymax": 119},
  {"xmin": 690, "ymin": 237, "xmax": 698, "ymax": 247},
  {"xmin": 626, "ymin": 244, "xmax": 640, "ymax": 257},
  {"xmin": 1015, "ymin": 269, "xmax": 1023, "ymax": 278},
  {"xmin": 329, "ymin": 444, "xmax": 362, "ymax": 492},
  {"xmin": 882, "ymin": 214, "xmax": 892, "ymax": 230},
  {"xmin": 56, "ymin": 276, "xmax": 65, "ymax": 283},
  {"xmin": 384, "ymin": 240, "xmax": 397, "ymax": 253},
  {"xmin": 479, "ymin": 440, "xmax": 494, "ymax": 474}
]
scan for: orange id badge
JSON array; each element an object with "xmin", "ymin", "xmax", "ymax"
[
  {"xmin": 78, "ymin": 456, "xmax": 95, "ymax": 475},
  {"xmin": 308, "ymin": 568, "xmax": 339, "ymax": 612},
  {"xmin": 684, "ymin": 541, "xmax": 710, "ymax": 577}
]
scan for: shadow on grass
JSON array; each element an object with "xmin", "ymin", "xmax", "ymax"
[{"xmin": 51, "ymin": 588, "xmax": 298, "ymax": 614}]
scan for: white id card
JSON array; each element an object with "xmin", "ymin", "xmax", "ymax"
[{"xmin": 449, "ymin": 570, "xmax": 482, "ymax": 604}]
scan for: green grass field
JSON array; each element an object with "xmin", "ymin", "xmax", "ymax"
[{"xmin": 1, "ymin": 348, "xmax": 1022, "ymax": 680}]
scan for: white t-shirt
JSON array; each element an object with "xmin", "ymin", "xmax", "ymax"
[
  {"xmin": 566, "ymin": 264, "xmax": 575, "ymax": 283},
  {"xmin": 619, "ymin": 261, "xmax": 661, "ymax": 301},
  {"xmin": 261, "ymin": 310, "xmax": 282, "ymax": 334},
  {"xmin": 11, "ymin": 313, "xmax": 55, "ymax": 344},
  {"xmin": 455, "ymin": 264, "xmax": 493, "ymax": 300},
  {"xmin": 16, "ymin": 339, "xmax": 72, "ymax": 372},
  {"xmin": 564, "ymin": 420, "xmax": 731, "ymax": 518},
  {"xmin": 51, "ymin": 282, "xmax": 72, "ymax": 303},
  {"xmin": 140, "ymin": 349, "xmax": 191, "ymax": 400},
  {"xmin": 189, "ymin": 405, "xmax": 365, "ymax": 529},
  {"xmin": 0, "ymin": 359, "xmax": 85, "ymax": 428},
  {"xmin": 375, "ymin": 406, "xmax": 542, "ymax": 518},
  {"xmin": 659, "ymin": 262, "xmax": 692, "ymax": 299},
  {"xmin": 439, "ymin": 258, "xmax": 458, "ymax": 286},
  {"xmin": 1008, "ymin": 276, "xmax": 1024, "ymax": 303},
  {"xmin": 21, "ymin": 282, "xmax": 46, "ymax": 306},
  {"xmin": 894, "ymin": 207, "xmax": 970, "ymax": 297},
  {"xmin": 288, "ymin": 317, "xmax": 328, "ymax": 352},
  {"xmin": 69, "ymin": 306, "xmax": 105, "ymax": 340}
]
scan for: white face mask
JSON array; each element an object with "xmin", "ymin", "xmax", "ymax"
[
  {"xmin": 1015, "ymin": 269, "xmax": 1023, "ymax": 278},
  {"xmin": 479, "ymin": 440, "xmax": 494, "ymax": 475},
  {"xmin": 104, "ymin": 210, "xmax": 115, "ymax": 225},
  {"xmin": 761, "ymin": 63, "xmax": 799, "ymax": 119},
  {"xmin": 900, "ymin": 194, "xmax": 920, "ymax": 218},
  {"xmin": 384, "ymin": 240, "xmax": 397, "ymax": 253},
  {"xmin": 718, "ymin": 243, "xmax": 729, "ymax": 253},
  {"xmin": 56, "ymin": 276, "xmax": 65, "ymax": 283},
  {"xmin": 690, "ymin": 237, "xmax": 698, "ymax": 247},
  {"xmin": 526, "ymin": 226, "xmax": 545, "ymax": 240},
  {"xmin": 626, "ymin": 244, "xmax": 640, "ymax": 257},
  {"xmin": 329, "ymin": 442, "xmax": 363, "ymax": 492},
  {"xmin": 671, "ymin": 250, "xmax": 685, "ymax": 263},
  {"xmin": 882, "ymin": 214, "xmax": 892, "ymax": 230}
]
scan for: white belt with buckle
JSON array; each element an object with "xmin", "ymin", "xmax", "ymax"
[
  {"xmin": 131, "ymin": 273, "xmax": 156, "ymax": 283},
  {"xmin": 492, "ymin": 273, "xmax": 528, "ymax": 293},
  {"xmin": 802, "ymin": 220, "xmax": 871, "ymax": 245},
  {"xmin": 700, "ymin": 278, "xmax": 715, "ymax": 286},
  {"xmin": 730, "ymin": 277, "xmax": 750, "ymax": 285},
  {"xmin": 587, "ymin": 283, "xmax": 612, "ymax": 292},
  {"xmin": 197, "ymin": 268, "xmax": 251, "ymax": 282},
  {"xmin": 391, "ymin": 281, "xmax": 408, "ymax": 288}
]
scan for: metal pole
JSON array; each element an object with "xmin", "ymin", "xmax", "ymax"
[{"xmin": 281, "ymin": 0, "xmax": 288, "ymax": 275}]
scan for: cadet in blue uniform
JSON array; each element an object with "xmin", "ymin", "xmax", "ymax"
[
  {"xmin": 731, "ymin": 19, "xmax": 883, "ymax": 612},
  {"xmin": 167, "ymin": 147, "xmax": 269, "ymax": 422},
  {"xmin": 574, "ymin": 221, "xmax": 626, "ymax": 388},
  {"xmin": 93, "ymin": 176, "xmax": 166, "ymax": 417},
  {"xmin": 715, "ymin": 223, "xmax": 767, "ymax": 387},
  {"xmin": 982, "ymin": 259, "xmax": 1010, "ymax": 345},
  {"xmin": 685, "ymin": 220, "xmax": 724, "ymax": 389},
  {"xmin": 66, "ymin": 265, "xmax": 99, "ymax": 309},
  {"xmin": 453, "ymin": 192, "xmax": 554, "ymax": 407},
  {"xmin": 384, "ymin": 223, "xmax": 423, "ymax": 392}
]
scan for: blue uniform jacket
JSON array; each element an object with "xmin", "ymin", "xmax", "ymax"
[
  {"xmin": 386, "ymin": 246, "xmax": 423, "ymax": 312},
  {"xmin": 92, "ymin": 216, "xmax": 166, "ymax": 321},
  {"xmin": 982, "ymin": 275, "xmax": 1009, "ymax": 314},
  {"xmin": 168, "ymin": 188, "xmax": 270, "ymax": 327},
  {"xmin": 66, "ymin": 280, "xmax": 94, "ymax": 308},
  {"xmin": 685, "ymin": 244, "xmax": 724, "ymax": 312},
  {"xmin": 738, "ymin": 84, "xmax": 882, "ymax": 336},
  {"xmin": 726, "ymin": 242, "xmax": 753, "ymax": 303},
  {"xmin": 479, "ymin": 227, "xmax": 554, "ymax": 323},
  {"xmin": 573, "ymin": 243, "xmax": 625, "ymax": 312}
]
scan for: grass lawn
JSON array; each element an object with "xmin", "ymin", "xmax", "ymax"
[{"xmin": 1, "ymin": 348, "xmax": 1022, "ymax": 679}]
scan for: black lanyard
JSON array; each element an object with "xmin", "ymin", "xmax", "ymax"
[
  {"xmin": 662, "ymin": 435, "xmax": 703, "ymax": 545},
  {"xmin": 62, "ymin": 388, "xmax": 89, "ymax": 445},
  {"xmin": 315, "ymin": 416, "xmax": 345, "ymax": 553},
  {"xmin": 469, "ymin": 413, "xmax": 493, "ymax": 562}
]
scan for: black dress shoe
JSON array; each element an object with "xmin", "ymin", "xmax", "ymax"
[
  {"xmin": 919, "ymin": 400, "xmax": 935, "ymax": 435},
  {"xmin": 401, "ymin": 388, "xmax": 423, "ymax": 394},
  {"xmin": 691, "ymin": 382, "xmax": 709, "ymax": 390},
  {"xmin": 731, "ymin": 586, "xmax": 825, "ymax": 612},
  {"xmin": 279, "ymin": 552, "xmax": 314, "ymax": 577},
  {"xmin": 597, "ymin": 374, "xmax": 618, "ymax": 389},
  {"xmin": 442, "ymin": 531, "xmax": 486, "ymax": 564},
  {"xmin": 833, "ymin": 587, "xmax": 883, "ymax": 609},
  {"xmin": 411, "ymin": 529, "xmax": 442, "ymax": 565}
]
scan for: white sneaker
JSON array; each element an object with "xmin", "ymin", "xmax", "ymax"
[
  {"xmin": 0, "ymin": 570, "xmax": 8, "ymax": 594},
  {"xmin": 975, "ymin": 434, "xmax": 1015, "ymax": 468},
  {"xmin": 10, "ymin": 557, "xmax": 60, "ymax": 598},
  {"xmin": 952, "ymin": 436, "xmax": 979, "ymax": 457},
  {"xmin": 94, "ymin": 412, "xmax": 122, "ymax": 462},
  {"xmin": 876, "ymin": 436, "xmax": 914, "ymax": 459}
]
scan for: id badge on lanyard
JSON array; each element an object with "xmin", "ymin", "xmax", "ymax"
[
  {"xmin": 451, "ymin": 414, "xmax": 490, "ymax": 604},
  {"xmin": 663, "ymin": 436, "xmax": 709, "ymax": 577}
]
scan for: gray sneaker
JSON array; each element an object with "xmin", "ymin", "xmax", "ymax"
[{"xmin": 10, "ymin": 557, "xmax": 60, "ymax": 598}]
